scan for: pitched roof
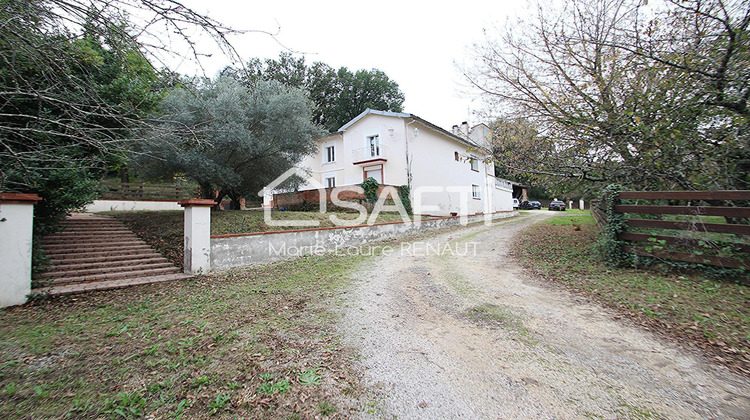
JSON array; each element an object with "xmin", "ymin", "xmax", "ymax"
[{"xmin": 337, "ymin": 108, "xmax": 486, "ymax": 152}]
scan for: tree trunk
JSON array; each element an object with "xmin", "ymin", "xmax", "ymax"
[
  {"xmin": 214, "ymin": 189, "xmax": 228, "ymax": 211},
  {"xmin": 228, "ymin": 193, "xmax": 242, "ymax": 210},
  {"xmin": 119, "ymin": 166, "xmax": 129, "ymax": 183},
  {"xmin": 201, "ymin": 184, "xmax": 222, "ymax": 210}
]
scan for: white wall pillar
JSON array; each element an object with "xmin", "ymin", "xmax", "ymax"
[
  {"xmin": 179, "ymin": 199, "xmax": 215, "ymax": 275},
  {"xmin": 0, "ymin": 193, "xmax": 42, "ymax": 308},
  {"xmin": 579, "ymin": 199, "xmax": 585, "ymax": 210}
]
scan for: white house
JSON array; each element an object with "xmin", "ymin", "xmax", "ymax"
[{"xmin": 272, "ymin": 109, "xmax": 514, "ymax": 216}]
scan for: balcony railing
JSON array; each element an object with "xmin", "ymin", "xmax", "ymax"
[
  {"xmin": 495, "ymin": 178, "xmax": 513, "ymax": 191},
  {"xmin": 352, "ymin": 145, "xmax": 389, "ymax": 164}
]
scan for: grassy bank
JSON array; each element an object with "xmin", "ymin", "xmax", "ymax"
[
  {"xmin": 0, "ymin": 254, "xmax": 367, "ymax": 419},
  {"xmin": 513, "ymin": 212, "xmax": 750, "ymax": 375}
]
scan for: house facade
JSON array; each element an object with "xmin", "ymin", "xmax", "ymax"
[{"xmin": 275, "ymin": 109, "xmax": 513, "ymax": 216}]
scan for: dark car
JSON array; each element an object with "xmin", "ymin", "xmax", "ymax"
[
  {"xmin": 519, "ymin": 200, "xmax": 542, "ymax": 210},
  {"xmin": 548, "ymin": 200, "xmax": 566, "ymax": 211}
]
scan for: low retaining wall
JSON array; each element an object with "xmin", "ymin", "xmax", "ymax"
[
  {"xmin": 210, "ymin": 211, "xmax": 517, "ymax": 270},
  {"xmin": 85, "ymin": 200, "xmax": 183, "ymax": 212},
  {"xmin": 273, "ymin": 185, "xmax": 395, "ymax": 208}
]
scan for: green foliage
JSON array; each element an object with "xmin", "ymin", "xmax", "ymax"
[
  {"xmin": 299, "ymin": 368, "xmax": 322, "ymax": 386},
  {"xmin": 0, "ymin": 1, "xmax": 168, "ymax": 245},
  {"xmin": 29, "ymin": 167, "xmax": 102, "ymax": 236},
  {"xmin": 257, "ymin": 377, "xmax": 290, "ymax": 395},
  {"xmin": 397, "ymin": 185, "xmax": 413, "ymax": 214},
  {"xmin": 102, "ymin": 392, "xmax": 146, "ymax": 418},
  {"xmin": 134, "ymin": 76, "xmax": 323, "ymax": 207},
  {"xmin": 207, "ymin": 393, "xmax": 231, "ymax": 415},
  {"xmin": 596, "ymin": 184, "xmax": 630, "ymax": 266},
  {"xmin": 317, "ymin": 400, "xmax": 337, "ymax": 416},
  {"xmin": 235, "ymin": 52, "xmax": 405, "ymax": 132},
  {"xmin": 361, "ymin": 177, "xmax": 380, "ymax": 204}
]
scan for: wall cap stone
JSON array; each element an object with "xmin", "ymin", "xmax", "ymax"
[
  {"xmin": 178, "ymin": 199, "xmax": 216, "ymax": 207},
  {"xmin": 0, "ymin": 193, "xmax": 42, "ymax": 204}
]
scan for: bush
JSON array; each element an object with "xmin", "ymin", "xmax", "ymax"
[{"xmin": 361, "ymin": 177, "xmax": 379, "ymax": 204}]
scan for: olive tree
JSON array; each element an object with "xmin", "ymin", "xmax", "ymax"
[{"xmin": 134, "ymin": 76, "xmax": 324, "ymax": 208}]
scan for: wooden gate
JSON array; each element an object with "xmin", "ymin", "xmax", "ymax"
[{"xmin": 593, "ymin": 190, "xmax": 749, "ymax": 270}]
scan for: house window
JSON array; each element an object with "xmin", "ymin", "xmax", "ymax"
[
  {"xmin": 368, "ymin": 135, "xmax": 380, "ymax": 157},
  {"xmin": 470, "ymin": 158, "xmax": 479, "ymax": 171},
  {"xmin": 472, "ymin": 184, "xmax": 480, "ymax": 199},
  {"xmin": 325, "ymin": 176, "xmax": 336, "ymax": 188},
  {"xmin": 325, "ymin": 145, "xmax": 335, "ymax": 163},
  {"xmin": 364, "ymin": 165, "xmax": 383, "ymax": 183},
  {"xmin": 454, "ymin": 151, "xmax": 459, "ymax": 161}
]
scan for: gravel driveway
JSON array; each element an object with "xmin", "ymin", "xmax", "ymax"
[{"xmin": 339, "ymin": 212, "xmax": 750, "ymax": 419}]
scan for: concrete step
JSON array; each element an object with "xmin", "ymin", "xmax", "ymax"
[
  {"xmin": 42, "ymin": 240, "xmax": 147, "ymax": 251},
  {"xmin": 36, "ymin": 273, "xmax": 194, "ymax": 296},
  {"xmin": 41, "ymin": 261, "xmax": 177, "ymax": 279},
  {"xmin": 38, "ymin": 213, "xmax": 184, "ymax": 294},
  {"xmin": 42, "ymin": 233, "xmax": 139, "ymax": 245},
  {"xmin": 51, "ymin": 266, "xmax": 181, "ymax": 285},
  {"xmin": 48, "ymin": 250, "xmax": 166, "ymax": 264},
  {"xmin": 56, "ymin": 229, "xmax": 134, "ymax": 235},
  {"xmin": 60, "ymin": 221, "xmax": 125, "ymax": 228},
  {"xmin": 49, "ymin": 256, "xmax": 170, "ymax": 272}
]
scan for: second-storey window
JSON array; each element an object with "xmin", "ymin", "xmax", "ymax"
[
  {"xmin": 325, "ymin": 145, "xmax": 335, "ymax": 163},
  {"xmin": 472, "ymin": 184, "xmax": 480, "ymax": 199},
  {"xmin": 470, "ymin": 158, "xmax": 479, "ymax": 171},
  {"xmin": 368, "ymin": 135, "xmax": 380, "ymax": 157}
]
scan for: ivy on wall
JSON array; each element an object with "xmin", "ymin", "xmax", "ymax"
[
  {"xmin": 361, "ymin": 177, "xmax": 379, "ymax": 204},
  {"xmin": 397, "ymin": 185, "xmax": 412, "ymax": 215},
  {"xmin": 596, "ymin": 184, "xmax": 630, "ymax": 266}
]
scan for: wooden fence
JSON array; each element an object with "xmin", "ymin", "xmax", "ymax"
[
  {"xmin": 99, "ymin": 182, "xmax": 201, "ymax": 201},
  {"xmin": 593, "ymin": 190, "xmax": 750, "ymax": 270}
]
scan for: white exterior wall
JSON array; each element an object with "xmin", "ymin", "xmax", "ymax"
[
  {"xmin": 85, "ymin": 200, "xmax": 183, "ymax": 212},
  {"xmin": 490, "ymin": 177, "xmax": 515, "ymax": 212},
  {"xmin": 300, "ymin": 115, "xmax": 410, "ymax": 188},
  {"xmin": 408, "ymin": 127, "xmax": 489, "ymax": 216},
  {"xmin": 183, "ymin": 205, "xmax": 211, "ymax": 274},
  {"xmin": 0, "ymin": 202, "xmax": 35, "ymax": 307},
  {"xmin": 296, "ymin": 111, "xmax": 513, "ymax": 216}
]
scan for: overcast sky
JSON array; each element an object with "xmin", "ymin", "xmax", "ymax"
[{"xmin": 173, "ymin": 0, "xmax": 529, "ymax": 130}]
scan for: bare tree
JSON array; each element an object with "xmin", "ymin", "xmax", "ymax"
[
  {"xmin": 468, "ymin": 0, "xmax": 749, "ymax": 193},
  {"xmin": 0, "ymin": 0, "xmax": 275, "ymax": 233},
  {"xmin": 0, "ymin": 0, "xmax": 266, "ymax": 193}
]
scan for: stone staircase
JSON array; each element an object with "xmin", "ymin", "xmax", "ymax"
[{"xmin": 36, "ymin": 213, "xmax": 191, "ymax": 296}]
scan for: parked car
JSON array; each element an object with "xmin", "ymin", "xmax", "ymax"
[
  {"xmin": 548, "ymin": 200, "xmax": 566, "ymax": 211},
  {"xmin": 512, "ymin": 198, "xmax": 520, "ymax": 209},
  {"xmin": 519, "ymin": 200, "xmax": 542, "ymax": 210}
]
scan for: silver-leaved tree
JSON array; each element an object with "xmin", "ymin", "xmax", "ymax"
[{"xmin": 134, "ymin": 76, "xmax": 324, "ymax": 209}]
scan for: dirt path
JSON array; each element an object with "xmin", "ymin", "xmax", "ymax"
[{"xmin": 339, "ymin": 212, "xmax": 750, "ymax": 419}]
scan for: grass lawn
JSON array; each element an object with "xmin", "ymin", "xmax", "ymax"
[
  {"xmin": 0, "ymin": 254, "xmax": 367, "ymax": 419},
  {"xmin": 107, "ymin": 210, "xmax": 414, "ymax": 270},
  {"xmin": 513, "ymin": 212, "xmax": 750, "ymax": 375}
]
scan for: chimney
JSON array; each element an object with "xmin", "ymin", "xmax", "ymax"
[
  {"xmin": 452, "ymin": 125, "xmax": 459, "ymax": 136},
  {"xmin": 461, "ymin": 121, "xmax": 469, "ymax": 137}
]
